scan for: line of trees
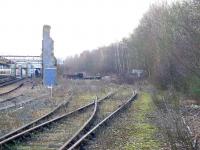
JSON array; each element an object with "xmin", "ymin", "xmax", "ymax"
[
  {"xmin": 63, "ymin": 0, "xmax": 200, "ymax": 96},
  {"xmin": 64, "ymin": 42, "xmax": 130, "ymax": 75}
]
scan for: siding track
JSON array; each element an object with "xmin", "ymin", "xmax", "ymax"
[
  {"xmin": 0, "ymin": 91, "xmax": 114, "ymax": 149},
  {"xmin": 62, "ymin": 90, "xmax": 137, "ymax": 150}
]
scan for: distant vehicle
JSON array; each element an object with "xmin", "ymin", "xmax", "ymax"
[
  {"xmin": 83, "ymin": 76, "xmax": 101, "ymax": 80},
  {"xmin": 64, "ymin": 73, "xmax": 84, "ymax": 80},
  {"xmin": 63, "ymin": 73, "xmax": 101, "ymax": 80}
]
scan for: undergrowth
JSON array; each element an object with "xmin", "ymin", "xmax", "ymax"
[{"xmin": 125, "ymin": 92, "xmax": 161, "ymax": 150}]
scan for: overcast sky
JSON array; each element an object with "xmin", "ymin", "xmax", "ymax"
[{"xmin": 0, "ymin": 0, "xmax": 173, "ymax": 59}]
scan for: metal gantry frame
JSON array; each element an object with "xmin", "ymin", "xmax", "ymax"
[
  {"xmin": 1, "ymin": 55, "xmax": 41, "ymax": 64},
  {"xmin": 1, "ymin": 55, "xmax": 42, "ymax": 69},
  {"xmin": 0, "ymin": 55, "xmax": 42, "ymax": 77}
]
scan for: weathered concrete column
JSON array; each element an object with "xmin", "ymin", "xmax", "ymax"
[{"xmin": 42, "ymin": 25, "xmax": 57, "ymax": 86}]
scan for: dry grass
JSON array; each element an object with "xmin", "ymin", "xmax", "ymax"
[{"xmin": 152, "ymin": 91, "xmax": 196, "ymax": 150}]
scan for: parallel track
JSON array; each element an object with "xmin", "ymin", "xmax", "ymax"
[
  {"xmin": 0, "ymin": 94, "xmax": 22, "ymax": 104},
  {"xmin": 0, "ymin": 78, "xmax": 25, "ymax": 88},
  {"xmin": 0, "ymin": 95, "xmax": 71, "ymax": 142},
  {"xmin": 0, "ymin": 94, "xmax": 49, "ymax": 112},
  {"xmin": 0, "ymin": 78, "xmax": 35, "ymax": 98},
  {"xmin": 0, "ymin": 91, "xmax": 114, "ymax": 149},
  {"xmin": 0, "ymin": 77, "xmax": 15, "ymax": 85},
  {"xmin": 0, "ymin": 76, "xmax": 9, "ymax": 80}
]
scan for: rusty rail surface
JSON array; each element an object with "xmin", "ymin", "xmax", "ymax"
[
  {"xmin": 0, "ymin": 95, "xmax": 71, "ymax": 142},
  {"xmin": 65, "ymin": 91, "xmax": 137, "ymax": 150},
  {"xmin": 0, "ymin": 78, "xmax": 25, "ymax": 88},
  {"xmin": 0, "ymin": 91, "xmax": 115, "ymax": 148},
  {"xmin": 0, "ymin": 83, "xmax": 24, "ymax": 96}
]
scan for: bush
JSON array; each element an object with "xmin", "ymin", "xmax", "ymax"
[
  {"xmin": 152, "ymin": 91, "xmax": 195, "ymax": 149},
  {"xmin": 187, "ymin": 75, "xmax": 200, "ymax": 100}
]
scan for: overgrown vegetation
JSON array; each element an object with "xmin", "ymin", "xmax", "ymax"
[
  {"xmin": 61, "ymin": 1, "xmax": 200, "ymax": 148},
  {"xmin": 63, "ymin": 0, "xmax": 200, "ymax": 99},
  {"xmin": 152, "ymin": 91, "xmax": 198, "ymax": 149},
  {"xmin": 126, "ymin": 93, "xmax": 161, "ymax": 150}
]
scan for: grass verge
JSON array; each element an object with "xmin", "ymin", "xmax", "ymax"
[{"xmin": 125, "ymin": 92, "xmax": 161, "ymax": 150}]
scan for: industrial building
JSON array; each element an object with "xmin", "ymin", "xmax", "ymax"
[
  {"xmin": 0, "ymin": 56, "xmax": 11, "ymax": 69},
  {"xmin": 0, "ymin": 55, "xmax": 42, "ymax": 78},
  {"xmin": 0, "ymin": 56, "xmax": 13, "ymax": 76}
]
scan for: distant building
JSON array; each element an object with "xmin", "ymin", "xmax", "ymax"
[
  {"xmin": 131, "ymin": 69, "xmax": 144, "ymax": 78},
  {"xmin": 1, "ymin": 55, "xmax": 42, "ymax": 78},
  {"xmin": 0, "ymin": 56, "xmax": 11, "ymax": 69}
]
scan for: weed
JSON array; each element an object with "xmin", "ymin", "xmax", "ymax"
[
  {"xmin": 125, "ymin": 93, "xmax": 161, "ymax": 150},
  {"xmin": 152, "ymin": 91, "xmax": 195, "ymax": 150}
]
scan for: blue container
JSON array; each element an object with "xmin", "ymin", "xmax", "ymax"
[{"xmin": 43, "ymin": 68, "xmax": 57, "ymax": 86}]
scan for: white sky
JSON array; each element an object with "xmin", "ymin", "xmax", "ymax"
[{"xmin": 0, "ymin": 0, "xmax": 172, "ymax": 59}]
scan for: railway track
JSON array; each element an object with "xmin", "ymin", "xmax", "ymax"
[
  {"xmin": 0, "ymin": 83, "xmax": 24, "ymax": 97},
  {"xmin": 0, "ymin": 93, "xmax": 56, "ymax": 113},
  {"xmin": 0, "ymin": 87, "xmax": 75, "ymax": 138},
  {"xmin": 0, "ymin": 94, "xmax": 71, "ymax": 141},
  {"xmin": 0, "ymin": 76, "xmax": 9, "ymax": 79},
  {"xmin": 0, "ymin": 78, "xmax": 34, "ymax": 98},
  {"xmin": 0, "ymin": 76, "xmax": 15, "ymax": 85},
  {"xmin": 61, "ymin": 90, "xmax": 137, "ymax": 150},
  {"xmin": 0, "ymin": 81, "xmax": 38, "ymax": 101},
  {"xmin": 0, "ymin": 94, "xmax": 22, "ymax": 104},
  {"xmin": 0, "ymin": 91, "xmax": 115, "ymax": 149},
  {"xmin": 0, "ymin": 87, "xmax": 135, "ymax": 149},
  {"xmin": 0, "ymin": 78, "xmax": 25, "ymax": 88}
]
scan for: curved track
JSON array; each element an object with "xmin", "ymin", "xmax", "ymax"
[
  {"xmin": 62, "ymin": 90, "xmax": 137, "ymax": 150},
  {"xmin": 0, "ymin": 83, "xmax": 24, "ymax": 96},
  {"xmin": 0, "ymin": 91, "xmax": 114, "ymax": 149},
  {"xmin": 0, "ymin": 95, "xmax": 71, "ymax": 142}
]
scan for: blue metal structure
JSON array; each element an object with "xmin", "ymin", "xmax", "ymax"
[
  {"xmin": 43, "ymin": 68, "xmax": 57, "ymax": 86},
  {"xmin": 42, "ymin": 25, "xmax": 57, "ymax": 86}
]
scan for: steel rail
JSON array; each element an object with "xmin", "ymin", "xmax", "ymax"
[
  {"xmin": 59, "ymin": 98, "xmax": 98, "ymax": 149},
  {"xmin": 0, "ymin": 77, "xmax": 15, "ymax": 85},
  {"xmin": 0, "ymin": 94, "xmax": 49, "ymax": 112},
  {"xmin": 0, "ymin": 79, "xmax": 34, "ymax": 97},
  {"xmin": 0, "ymin": 83, "xmax": 24, "ymax": 96},
  {"xmin": 0, "ymin": 95, "xmax": 71, "ymax": 142},
  {"xmin": 0, "ymin": 91, "xmax": 114, "ymax": 147},
  {"xmin": 0, "ymin": 94, "xmax": 23, "ymax": 104},
  {"xmin": 0, "ymin": 78, "xmax": 25, "ymax": 88},
  {"xmin": 0, "ymin": 76, "xmax": 10, "ymax": 79},
  {"xmin": 67, "ymin": 91, "xmax": 137, "ymax": 150}
]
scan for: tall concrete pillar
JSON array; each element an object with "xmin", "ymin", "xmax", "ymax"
[{"xmin": 42, "ymin": 25, "xmax": 57, "ymax": 86}]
